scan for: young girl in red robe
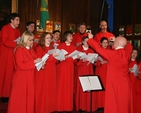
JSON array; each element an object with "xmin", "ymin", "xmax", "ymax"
[
  {"xmin": 95, "ymin": 37, "xmax": 108, "ymax": 110},
  {"xmin": 35, "ymin": 32, "xmax": 58, "ymax": 113},
  {"xmin": 75, "ymin": 36, "xmax": 98, "ymax": 112},
  {"xmin": 56, "ymin": 31, "xmax": 76, "ymax": 112},
  {"xmin": 7, "ymin": 31, "xmax": 42, "ymax": 113},
  {"xmin": 128, "ymin": 48, "xmax": 141, "ymax": 113}
]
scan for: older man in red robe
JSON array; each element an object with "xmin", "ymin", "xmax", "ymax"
[
  {"xmin": 94, "ymin": 20, "xmax": 115, "ymax": 43},
  {"xmin": 88, "ymin": 34, "xmax": 133, "ymax": 113},
  {"xmin": 72, "ymin": 22, "xmax": 88, "ymax": 47}
]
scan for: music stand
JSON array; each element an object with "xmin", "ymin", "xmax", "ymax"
[{"xmin": 79, "ymin": 75, "xmax": 104, "ymax": 113}]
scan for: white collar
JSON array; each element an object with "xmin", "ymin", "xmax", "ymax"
[
  {"xmin": 26, "ymin": 46, "xmax": 30, "ymax": 49},
  {"xmin": 10, "ymin": 23, "xmax": 16, "ymax": 29},
  {"xmin": 46, "ymin": 44, "xmax": 50, "ymax": 47},
  {"xmin": 65, "ymin": 42, "xmax": 70, "ymax": 46},
  {"xmin": 131, "ymin": 59, "xmax": 135, "ymax": 61},
  {"xmin": 82, "ymin": 45, "xmax": 88, "ymax": 50},
  {"xmin": 115, "ymin": 47, "xmax": 124, "ymax": 50}
]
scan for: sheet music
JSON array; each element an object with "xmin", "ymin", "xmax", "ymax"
[
  {"xmin": 80, "ymin": 53, "xmax": 87, "ymax": 59},
  {"xmin": 130, "ymin": 64, "xmax": 141, "ymax": 77},
  {"xmin": 14, "ymin": 37, "xmax": 21, "ymax": 42},
  {"xmin": 47, "ymin": 49, "xmax": 60, "ymax": 55},
  {"xmin": 86, "ymin": 53, "xmax": 98, "ymax": 65},
  {"xmin": 97, "ymin": 56, "xmax": 103, "ymax": 62},
  {"xmin": 53, "ymin": 43, "xmax": 59, "ymax": 49},
  {"xmin": 97, "ymin": 56, "xmax": 107, "ymax": 64},
  {"xmin": 48, "ymin": 49, "xmax": 68, "ymax": 60},
  {"xmin": 79, "ymin": 76, "xmax": 102, "ymax": 92},
  {"xmin": 68, "ymin": 50, "xmax": 80, "ymax": 60},
  {"xmin": 35, "ymin": 53, "xmax": 49, "ymax": 71},
  {"xmin": 55, "ymin": 49, "xmax": 68, "ymax": 61},
  {"xmin": 78, "ymin": 52, "xmax": 86, "ymax": 58}
]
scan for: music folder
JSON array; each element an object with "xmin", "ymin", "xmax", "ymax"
[{"xmin": 79, "ymin": 75, "xmax": 103, "ymax": 92}]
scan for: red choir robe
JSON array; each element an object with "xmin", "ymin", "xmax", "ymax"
[
  {"xmin": 56, "ymin": 43, "xmax": 76, "ymax": 111},
  {"xmin": 95, "ymin": 56, "xmax": 107, "ymax": 108},
  {"xmin": 88, "ymin": 39, "xmax": 133, "ymax": 113},
  {"xmin": 0, "ymin": 24, "xmax": 21, "ymax": 97},
  {"xmin": 128, "ymin": 60, "xmax": 141, "ymax": 113},
  {"xmin": 7, "ymin": 46, "xmax": 37, "ymax": 113},
  {"xmin": 0, "ymin": 31, "xmax": 1, "ymax": 55},
  {"xmin": 72, "ymin": 32, "xmax": 88, "ymax": 46},
  {"xmin": 51, "ymin": 40, "xmax": 61, "ymax": 46},
  {"xmin": 94, "ymin": 31, "xmax": 114, "ymax": 43},
  {"xmin": 35, "ymin": 45, "xmax": 57, "ymax": 113},
  {"xmin": 138, "ymin": 62, "xmax": 141, "ymax": 79},
  {"xmin": 75, "ymin": 45, "xmax": 97, "ymax": 112}
]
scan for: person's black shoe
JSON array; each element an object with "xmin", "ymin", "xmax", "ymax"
[
  {"xmin": 79, "ymin": 109, "xmax": 85, "ymax": 113},
  {"xmin": 1, "ymin": 97, "xmax": 9, "ymax": 103},
  {"xmin": 97, "ymin": 107, "xmax": 104, "ymax": 112}
]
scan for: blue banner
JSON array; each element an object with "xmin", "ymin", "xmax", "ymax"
[{"xmin": 106, "ymin": 0, "xmax": 114, "ymax": 32}]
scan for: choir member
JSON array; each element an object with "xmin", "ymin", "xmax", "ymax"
[
  {"xmin": 26, "ymin": 21, "xmax": 39, "ymax": 49},
  {"xmin": 0, "ymin": 13, "xmax": 21, "ymax": 102},
  {"xmin": 7, "ymin": 31, "xmax": 41, "ymax": 113},
  {"xmin": 138, "ymin": 48, "xmax": 141, "ymax": 79},
  {"xmin": 88, "ymin": 34, "xmax": 133, "ymax": 113},
  {"xmin": 75, "ymin": 36, "xmax": 97, "ymax": 112},
  {"xmin": 72, "ymin": 22, "xmax": 88, "ymax": 47},
  {"xmin": 51, "ymin": 30, "xmax": 61, "ymax": 46},
  {"xmin": 35, "ymin": 32, "xmax": 58, "ymax": 113},
  {"xmin": 56, "ymin": 31, "xmax": 76, "ymax": 112},
  {"xmin": 128, "ymin": 48, "xmax": 141, "ymax": 113},
  {"xmin": 94, "ymin": 20, "xmax": 115, "ymax": 43},
  {"xmin": 95, "ymin": 37, "xmax": 108, "ymax": 110}
]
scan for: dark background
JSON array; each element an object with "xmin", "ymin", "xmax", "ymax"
[{"xmin": 0, "ymin": 0, "xmax": 141, "ymax": 49}]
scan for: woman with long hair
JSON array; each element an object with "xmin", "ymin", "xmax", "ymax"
[
  {"xmin": 128, "ymin": 48, "xmax": 141, "ymax": 113},
  {"xmin": 7, "ymin": 31, "xmax": 41, "ymax": 113},
  {"xmin": 35, "ymin": 32, "xmax": 58, "ymax": 113}
]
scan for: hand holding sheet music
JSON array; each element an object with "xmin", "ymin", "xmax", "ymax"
[
  {"xmin": 48, "ymin": 49, "xmax": 68, "ymax": 61},
  {"xmin": 14, "ymin": 37, "xmax": 21, "ymax": 42},
  {"xmin": 129, "ymin": 64, "xmax": 141, "ymax": 77},
  {"xmin": 35, "ymin": 53, "xmax": 49, "ymax": 71},
  {"xmin": 68, "ymin": 50, "xmax": 80, "ymax": 60},
  {"xmin": 86, "ymin": 53, "xmax": 98, "ymax": 65},
  {"xmin": 97, "ymin": 56, "xmax": 107, "ymax": 64}
]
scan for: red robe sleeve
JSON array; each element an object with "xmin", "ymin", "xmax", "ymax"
[
  {"xmin": 88, "ymin": 38, "xmax": 132, "ymax": 60},
  {"xmin": 35, "ymin": 45, "xmax": 57, "ymax": 62},
  {"xmin": 15, "ymin": 47, "xmax": 35, "ymax": 70},
  {"xmin": 1, "ymin": 24, "xmax": 20, "ymax": 48}
]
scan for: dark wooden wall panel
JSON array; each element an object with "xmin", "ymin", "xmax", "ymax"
[
  {"xmin": 18, "ymin": 0, "xmax": 38, "ymax": 33},
  {"xmin": 18, "ymin": 0, "xmax": 94, "ymax": 34},
  {"xmin": 135, "ymin": 0, "xmax": 141, "ymax": 24}
]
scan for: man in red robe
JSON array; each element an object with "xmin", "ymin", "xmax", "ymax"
[
  {"xmin": 94, "ymin": 20, "xmax": 115, "ymax": 43},
  {"xmin": 0, "ymin": 13, "xmax": 21, "ymax": 102},
  {"xmin": 88, "ymin": 34, "xmax": 133, "ymax": 113},
  {"xmin": 51, "ymin": 30, "xmax": 61, "ymax": 46},
  {"xmin": 26, "ymin": 21, "xmax": 39, "ymax": 49},
  {"xmin": 72, "ymin": 22, "xmax": 88, "ymax": 47}
]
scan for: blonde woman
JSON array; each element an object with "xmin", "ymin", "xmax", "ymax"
[{"xmin": 7, "ymin": 31, "xmax": 41, "ymax": 113}]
